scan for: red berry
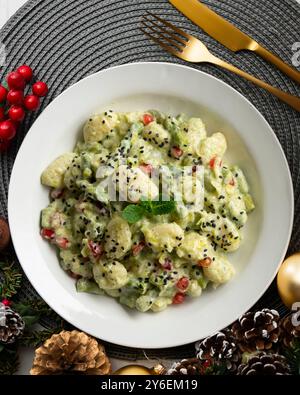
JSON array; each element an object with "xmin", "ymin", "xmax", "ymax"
[
  {"xmin": 176, "ymin": 277, "xmax": 189, "ymax": 291},
  {"xmin": 7, "ymin": 71, "xmax": 26, "ymax": 90},
  {"xmin": 0, "ymin": 107, "xmax": 5, "ymax": 121},
  {"xmin": 132, "ymin": 241, "xmax": 145, "ymax": 256},
  {"xmin": 88, "ymin": 241, "xmax": 103, "ymax": 258},
  {"xmin": 7, "ymin": 90, "xmax": 24, "ymax": 105},
  {"xmin": 171, "ymin": 146, "xmax": 183, "ymax": 159},
  {"xmin": 17, "ymin": 65, "xmax": 33, "ymax": 82},
  {"xmin": 24, "ymin": 95, "xmax": 40, "ymax": 111},
  {"xmin": 142, "ymin": 113, "xmax": 154, "ymax": 125},
  {"xmin": 139, "ymin": 163, "xmax": 153, "ymax": 175},
  {"xmin": 0, "ymin": 85, "xmax": 8, "ymax": 102},
  {"xmin": 2, "ymin": 299, "xmax": 11, "ymax": 306},
  {"xmin": 41, "ymin": 228, "xmax": 55, "ymax": 240},
  {"xmin": 32, "ymin": 81, "xmax": 48, "ymax": 97},
  {"xmin": 172, "ymin": 292, "xmax": 185, "ymax": 305},
  {"xmin": 0, "ymin": 120, "xmax": 16, "ymax": 140},
  {"xmin": 8, "ymin": 105, "xmax": 25, "ymax": 122},
  {"xmin": 0, "ymin": 139, "xmax": 11, "ymax": 152}
]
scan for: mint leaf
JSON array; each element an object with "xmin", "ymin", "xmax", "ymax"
[
  {"xmin": 122, "ymin": 205, "xmax": 145, "ymax": 224},
  {"xmin": 140, "ymin": 198, "xmax": 176, "ymax": 215}
]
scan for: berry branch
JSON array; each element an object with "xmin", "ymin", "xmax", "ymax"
[{"xmin": 0, "ymin": 65, "xmax": 48, "ymax": 152}]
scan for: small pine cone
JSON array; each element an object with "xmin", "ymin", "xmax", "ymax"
[
  {"xmin": 167, "ymin": 358, "xmax": 203, "ymax": 375},
  {"xmin": 30, "ymin": 330, "xmax": 111, "ymax": 375},
  {"xmin": 279, "ymin": 312, "xmax": 300, "ymax": 348},
  {"xmin": 0, "ymin": 303, "xmax": 25, "ymax": 344},
  {"xmin": 238, "ymin": 352, "xmax": 291, "ymax": 375},
  {"xmin": 195, "ymin": 330, "xmax": 241, "ymax": 372},
  {"xmin": 231, "ymin": 309, "xmax": 280, "ymax": 353}
]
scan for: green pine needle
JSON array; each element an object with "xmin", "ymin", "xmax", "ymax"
[
  {"xmin": 283, "ymin": 339, "xmax": 300, "ymax": 375},
  {"xmin": 19, "ymin": 328, "xmax": 62, "ymax": 348},
  {"xmin": 0, "ymin": 261, "xmax": 23, "ymax": 299},
  {"xmin": 0, "ymin": 346, "xmax": 19, "ymax": 375}
]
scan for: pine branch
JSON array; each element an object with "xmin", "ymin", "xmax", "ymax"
[
  {"xmin": 283, "ymin": 339, "xmax": 300, "ymax": 375},
  {"xmin": 0, "ymin": 261, "xmax": 23, "ymax": 299},
  {"xmin": 19, "ymin": 328, "xmax": 62, "ymax": 348},
  {"xmin": 0, "ymin": 346, "xmax": 19, "ymax": 375}
]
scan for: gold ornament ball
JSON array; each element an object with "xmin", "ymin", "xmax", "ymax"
[
  {"xmin": 114, "ymin": 364, "xmax": 165, "ymax": 375},
  {"xmin": 277, "ymin": 253, "xmax": 300, "ymax": 308}
]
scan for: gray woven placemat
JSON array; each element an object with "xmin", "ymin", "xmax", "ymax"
[{"xmin": 0, "ymin": 0, "xmax": 299, "ymax": 360}]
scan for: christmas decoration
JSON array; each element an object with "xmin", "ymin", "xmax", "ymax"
[
  {"xmin": 30, "ymin": 330, "xmax": 111, "ymax": 375},
  {"xmin": 0, "ymin": 218, "xmax": 10, "ymax": 251},
  {"xmin": 167, "ymin": 358, "xmax": 204, "ymax": 375},
  {"xmin": 0, "ymin": 65, "xmax": 48, "ymax": 152},
  {"xmin": 279, "ymin": 312, "xmax": 300, "ymax": 348},
  {"xmin": 231, "ymin": 309, "xmax": 280, "ymax": 352},
  {"xmin": 277, "ymin": 253, "xmax": 300, "ymax": 308},
  {"xmin": 237, "ymin": 352, "xmax": 291, "ymax": 375},
  {"xmin": 114, "ymin": 364, "xmax": 165, "ymax": 375},
  {"xmin": 0, "ymin": 303, "xmax": 25, "ymax": 344},
  {"xmin": 0, "ymin": 261, "xmax": 22, "ymax": 298},
  {"xmin": 196, "ymin": 330, "xmax": 241, "ymax": 373}
]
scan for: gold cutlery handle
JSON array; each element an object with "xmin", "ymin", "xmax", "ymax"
[
  {"xmin": 254, "ymin": 44, "xmax": 300, "ymax": 85},
  {"xmin": 211, "ymin": 55, "xmax": 300, "ymax": 112}
]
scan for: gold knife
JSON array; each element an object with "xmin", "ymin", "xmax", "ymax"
[{"xmin": 169, "ymin": 0, "xmax": 300, "ymax": 84}]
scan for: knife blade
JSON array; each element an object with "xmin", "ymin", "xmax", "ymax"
[{"xmin": 169, "ymin": 0, "xmax": 300, "ymax": 84}]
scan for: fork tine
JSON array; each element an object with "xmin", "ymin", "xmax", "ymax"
[
  {"xmin": 140, "ymin": 27, "xmax": 180, "ymax": 57},
  {"xmin": 141, "ymin": 19, "xmax": 184, "ymax": 51},
  {"xmin": 147, "ymin": 12, "xmax": 191, "ymax": 41},
  {"xmin": 142, "ymin": 15, "xmax": 187, "ymax": 46}
]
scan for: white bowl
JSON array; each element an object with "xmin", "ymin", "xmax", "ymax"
[{"xmin": 8, "ymin": 63, "xmax": 293, "ymax": 348}]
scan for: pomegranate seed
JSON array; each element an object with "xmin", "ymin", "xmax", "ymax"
[
  {"xmin": 8, "ymin": 105, "xmax": 25, "ymax": 122},
  {"xmin": 24, "ymin": 95, "xmax": 40, "ymax": 111},
  {"xmin": 7, "ymin": 90, "xmax": 24, "ymax": 105},
  {"xmin": 132, "ymin": 241, "xmax": 145, "ymax": 256},
  {"xmin": 55, "ymin": 237, "xmax": 69, "ymax": 249},
  {"xmin": 88, "ymin": 241, "xmax": 103, "ymax": 258},
  {"xmin": 197, "ymin": 257, "xmax": 212, "ymax": 268},
  {"xmin": 176, "ymin": 277, "xmax": 189, "ymax": 291},
  {"xmin": 2, "ymin": 299, "xmax": 11, "ymax": 306},
  {"xmin": 171, "ymin": 146, "xmax": 183, "ymax": 159},
  {"xmin": 7, "ymin": 71, "xmax": 26, "ymax": 90},
  {"xmin": 50, "ymin": 188, "xmax": 64, "ymax": 199},
  {"xmin": 32, "ymin": 81, "xmax": 48, "ymax": 97},
  {"xmin": 172, "ymin": 292, "xmax": 185, "ymax": 304},
  {"xmin": 209, "ymin": 156, "xmax": 216, "ymax": 169},
  {"xmin": 142, "ymin": 113, "xmax": 154, "ymax": 125},
  {"xmin": 0, "ymin": 120, "xmax": 16, "ymax": 140},
  {"xmin": 162, "ymin": 258, "xmax": 172, "ymax": 270},
  {"xmin": 16, "ymin": 65, "xmax": 33, "ymax": 82},
  {"xmin": 0, "ymin": 85, "xmax": 8, "ymax": 102},
  {"xmin": 139, "ymin": 163, "xmax": 153, "ymax": 175},
  {"xmin": 41, "ymin": 228, "xmax": 55, "ymax": 240}
]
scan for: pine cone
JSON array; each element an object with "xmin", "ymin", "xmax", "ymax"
[
  {"xmin": 231, "ymin": 309, "xmax": 280, "ymax": 353},
  {"xmin": 167, "ymin": 358, "xmax": 203, "ymax": 375},
  {"xmin": 195, "ymin": 330, "xmax": 241, "ymax": 372},
  {"xmin": 30, "ymin": 330, "xmax": 111, "ymax": 375},
  {"xmin": 0, "ymin": 218, "xmax": 10, "ymax": 251},
  {"xmin": 238, "ymin": 352, "xmax": 291, "ymax": 375},
  {"xmin": 279, "ymin": 312, "xmax": 300, "ymax": 348},
  {"xmin": 0, "ymin": 303, "xmax": 25, "ymax": 344}
]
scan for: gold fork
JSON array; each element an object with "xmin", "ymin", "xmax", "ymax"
[{"xmin": 141, "ymin": 13, "xmax": 300, "ymax": 112}]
